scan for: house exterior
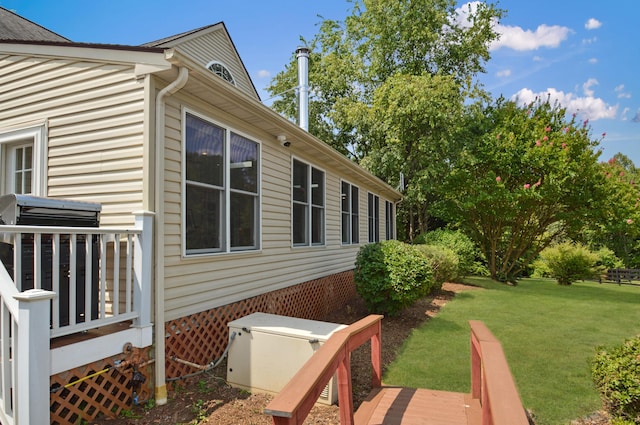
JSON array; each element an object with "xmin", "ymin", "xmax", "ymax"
[{"xmin": 0, "ymin": 8, "xmax": 401, "ymax": 424}]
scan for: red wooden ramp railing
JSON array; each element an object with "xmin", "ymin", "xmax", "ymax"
[{"xmin": 264, "ymin": 315, "xmax": 529, "ymax": 425}]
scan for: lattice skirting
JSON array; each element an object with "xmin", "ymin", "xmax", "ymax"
[
  {"xmin": 164, "ymin": 270, "xmax": 355, "ymax": 381},
  {"xmin": 48, "ymin": 270, "xmax": 354, "ymax": 423},
  {"xmin": 50, "ymin": 347, "xmax": 152, "ymax": 425}
]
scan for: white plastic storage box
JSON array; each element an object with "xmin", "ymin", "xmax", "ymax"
[{"xmin": 227, "ymin": 312, "xmax": 347, "ymax": 405}]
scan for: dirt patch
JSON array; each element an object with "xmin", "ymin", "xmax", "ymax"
[{"xmin": 90, "ymin": 282, "xmax": 606, "ymax": 425}]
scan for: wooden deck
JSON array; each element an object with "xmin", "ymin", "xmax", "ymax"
[{"xmin": 264, "ymin": 315, "xmax": 529, "ymax": 425}]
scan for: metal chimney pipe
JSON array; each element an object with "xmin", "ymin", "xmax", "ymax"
[{"xmin": 296, "ymin": 47, "xmax": 310, "ymax": 131}]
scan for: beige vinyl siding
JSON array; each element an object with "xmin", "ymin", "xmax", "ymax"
[
  {"xmin": 169, "ymin": 29, "xmax": 256, "ymax": 98},
  {"xmin": 0, "ymin": 54, "xmax": 146, "ymax": 226},
  {"xmin": 161, "ymin": 94, "xmax": 376, "ymax": 321}
]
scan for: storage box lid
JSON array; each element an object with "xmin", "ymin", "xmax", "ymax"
[{"xmin": 228, "ymin": 312, "xmax": 346, "ymax": 341}]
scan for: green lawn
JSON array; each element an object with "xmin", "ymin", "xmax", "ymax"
[{"xmin": 382, "ymin": 277, "xmax": 640, "ymax": 425}]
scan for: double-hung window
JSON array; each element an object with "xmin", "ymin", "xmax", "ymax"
[
  {"xmin": 0, "ymin": 125, "xmax": 46, "ymax": 196},
  {"xmin": 184, "ymin": 111, "xmax": 260, "ymax": 255},
  {"xmin": 368, "ymin": 193, "xmax": 379, "ymax": 242},
  {"xmin": 341, "ymin": 181, "xmax": 359, "ymax": 244},
  {"xmin": 292, "ymin": 159, "xmax": 325, "ymax": 246},
  {"xmin": 385, "ymin": 200, "xmax": 395, "ymax": 240}
]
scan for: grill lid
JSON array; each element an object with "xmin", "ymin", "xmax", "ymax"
[{"xmin": 0, "ymin": 194, "xmax": 101, "ymax": 226}]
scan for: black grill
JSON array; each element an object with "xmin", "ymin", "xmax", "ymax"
[{"xmin": 0, "ymin": 194, "xmax": 101, "ymax": 327}]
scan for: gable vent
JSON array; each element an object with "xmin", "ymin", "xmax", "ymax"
[{"xmin": 206, "ymin": 61, "xmax": 235, "ymax": 85}]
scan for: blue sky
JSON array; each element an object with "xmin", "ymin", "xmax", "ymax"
[{"xmin": 3, "ymin": 0, "xmax": 639, "ymax": 164}]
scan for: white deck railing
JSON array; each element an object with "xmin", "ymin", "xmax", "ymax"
[{"xmin": 0, "ymin": 211, "xmax": 153, "ymax": 425}]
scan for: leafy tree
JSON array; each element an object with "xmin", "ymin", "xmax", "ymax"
[
  {"xmin": 435, "ymin": 97, "xmax": 607, "ymax": 283},
  {"xmin": 267, "ymin": 0, "xmax": 503, "ymax": 157},
  {"xmin": 359, "ymin": 73, "xmax": 465, "ymax": 238}
]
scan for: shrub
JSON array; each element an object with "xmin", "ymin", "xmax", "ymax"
[
  {"xmin": 354, "ymin": 240, "xmax": 433, "ymax": 315},
  {"xmin": 536, "ymin": 242, "xmax": 599, "ymax": 285},
  {"xmin": 591, "ymin": 336, "xmax": 640, "ymax": 423},
  {"xmin": 415, "ymin": 244, "xmax": 458, "ymax": 291},
  {"xmin": 414, "ymin": 229, "xmax": 479, "ymax": 279},
  {"xmin": 594, "ymin": 246, "xmax": 624, "ymax": 270}
]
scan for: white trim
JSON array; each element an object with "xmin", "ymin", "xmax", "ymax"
[
  {"xmin": 0, "ymin": 124, "xmax": 47, "ymax": 196},
  {"xmin": 50, "ymin": 326, "xmax": 153, "ymax": 375},
  {"xmin": 181, "ymin": 107, "xmax": 262, "ymax": 257},
  {"xmin": 0, "ymin": 43, "xmax": 171, "ymax": 70}
]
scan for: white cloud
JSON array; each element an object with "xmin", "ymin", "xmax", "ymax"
[
  {"xmin": 490, "ymin": 23, "xmax": 571, "ymax": 51},
  {"xmin": 588, "ymin": 58, "xmax": 598, "ymax": 64},
  {"xmin": 622, "ymin": 107, "xmax": 630, "ymax": 120},
  {"xmin": 633, "ymin": 111, "xmax": 640, "ymax": 123},
  {"xmin": 585, "ymin": 18, "xmax": 602, "ymax": 30},
  {"xmin": 583, "ymin": 78, "xmax": 598, "ymax": 97},
  {"xmin": 511, "ymin": 87, "xmax": 617, "ymax": 121},
  {"xmin": 615, "ymin": 84, "xmax": 631, "ymax": 99},
  {"xmin": 454, "ymin": 2, "xmax": 571, "ymax": 51},
  {"xmin": 257, "ymin": 70, "xmax": 271, "ymax": 79},
  {"xmin": 582, "ymin": 37, "xmax": 598, "ymax": 45},
  {"xmin": 452, "ymin": 2, "xmax": 482, "ymax": 29},
  {"xmin": 496, "ymin": 69, "xmax": 511, "ymax": 77},
  {"xmin": 533, "ymin": 55, "xmax": 543, "ymax": 62}
]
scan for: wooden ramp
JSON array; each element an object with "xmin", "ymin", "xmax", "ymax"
[
  {"xmin": 355, "ymin": 387, "xmax": 481, "ymax": 425},
  {"xmin": 264, "ymin": 315, "xmax": 529, "ymax": 425}
]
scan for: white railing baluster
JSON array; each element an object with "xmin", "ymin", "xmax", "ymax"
[
  {"xmin": 52, "ymin": 234, "xmax": 60, "ymax": 330},
  {"xmin": 100, "ymin": 234, "xmax": 107, "ymax": 319},
  {"xmin": 125, "ymin": 234, "xmax": 132, "ymax": 313},
  {"xmin": 84, "ymin": 234, "xmax": 92, "ymax": 324},
  {"xmin": 34, "ymin": 234, "xmax": 41, "ymax": 290},
  {"xmin": 14, "ymin": 235, "xmax": 21, "ymax": 292},
  {"xmin": 112, "ymin": 234, "xmax": 120, "ymax": 316},
  {"xmin": 0, "ymin": 301, "xmax": 10, "ymax": 419},
  {"xmin": 69, "ymin": 234, "xmax": 76, "ymax": 326}
]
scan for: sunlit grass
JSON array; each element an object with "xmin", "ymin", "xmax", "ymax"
[{"xmin": 383, "ymin": 277, "xmax": 640, "ymax": 425}]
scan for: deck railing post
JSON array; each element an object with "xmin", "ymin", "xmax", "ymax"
[
  {"xmin": 337, "ymin": 346, "xmax": 354, "ymax": 425},
  {"xmin": 371, "ymin": 319, "xmax": 382, "ymax": 388},
  {"xmin": 470, "ymin": 331, "xmax": 482, "ymax": 400},
  {"xmin": 133, "ymin": 211, "xmax": 154, "ymax": 331},
  {"xmin": 15, "ymin": 288, "xmax": 55, "ymax": 425}
]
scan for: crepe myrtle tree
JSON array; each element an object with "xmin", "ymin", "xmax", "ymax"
[
  {"xmin": 582, "ymin": 154, "xmax": 640, "ymax": 267},
  {"xmin": 435, "ymin": 97, "xmax": 608, "ymax": 283}
]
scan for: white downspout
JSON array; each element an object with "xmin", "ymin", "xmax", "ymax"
[{"xmin": 154, "ymin": 66, "xmax": 188, "ymax": 405}]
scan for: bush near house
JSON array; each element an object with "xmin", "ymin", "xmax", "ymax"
[
  {"xmin": 354, "ymin": 240, "xmax": 433, "ymax": 315},
  {"xmin": 414, "ymin": 229, "xmax": 480, "ymax": 280},
  {"xmin": 414, "ymin": 244, "xmax": 458, "ymax": 291},
  {"xmin": 591, "ymin": 336, "xmax": 640, "ymax": 424}
]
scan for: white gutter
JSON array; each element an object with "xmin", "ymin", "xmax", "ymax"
[{"xmin": 153, "ymin": 65, "xmax": 189, "ymax": 405}]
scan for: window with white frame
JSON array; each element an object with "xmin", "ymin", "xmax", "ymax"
[
  {"xmin": 385, "ymin": 200, "xmax": 395, "ymax": 240},
  {"xmin": 368, "ymin": 193, "xmax": 380, "ymax": 243},
  {"xmin": 341, "ymin": 181, "xmax": 359, "ymax": 244},
  {"xmin": 292, "ymin": 159, "xmax": 325, "ymax": 246},
  {"xmin": 183, "ymin": 111, "xmax": 259, "ymax": 255},
  {"xmin": 0, "ymin": 125, "xmax": 46, "ymax": 196}
]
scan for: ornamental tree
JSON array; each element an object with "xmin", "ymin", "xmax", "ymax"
[
  {"xmin": 584, "ymin": 154, "xmax": 640, "ymax": 267},
  {"xmin": 435, "ymin": 97, "xmax": 607, "ymax": 283}
]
